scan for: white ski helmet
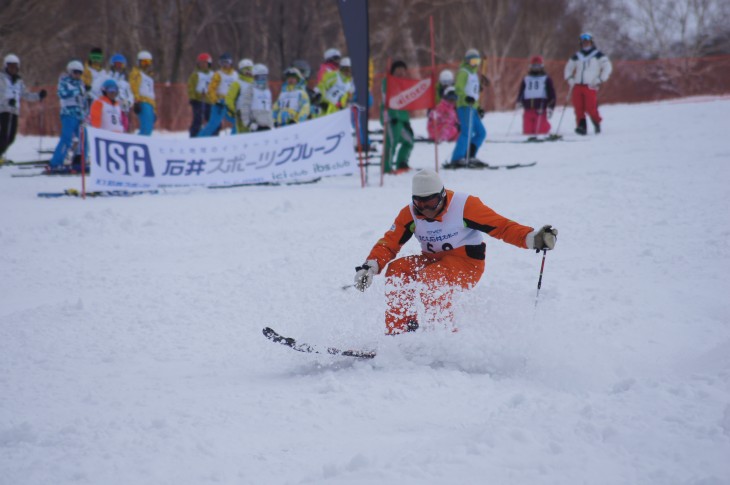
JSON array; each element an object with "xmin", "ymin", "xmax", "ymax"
[
  {"xmin": 67, "ymin": 60, "xmax": 84, "ymax": 73},
  {"xmin": 340, "ymin": 57, "xmax": 352, "ymax": 68},
  {"xmin": 412, "ymin": 169, "xmax": 444, "ymax": 197},
  {"xmin": 4, "ymin": 54, "xmax": 20, "ymax": 67},
  {"xmin": 438, "ymin": 69, "xmax": 454, "ymax": 85},
  {"xmin": 238, "ymin": 58, "xmax": 253, "ymax": 71},
  {"xmin": 137, "ymin": 50, "xmax": 153, "ymax": 61},
  {"xmin": 252, "ymin": 64, "xmax": 268, "ymax": 76},
  {"xmin": 324, "ymin": 48, "xmax": 341, "ymax": 61}
]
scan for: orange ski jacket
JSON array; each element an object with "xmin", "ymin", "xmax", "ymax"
[{"xmin": 366, "ymin": 190, "xmax": 533, "ymax": 272}]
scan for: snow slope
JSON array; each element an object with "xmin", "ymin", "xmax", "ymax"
[{"xmin": 1, "ymin": 99, "xmax": 729, "ymax": 485}]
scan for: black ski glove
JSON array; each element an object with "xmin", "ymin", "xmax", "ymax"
[
  {"xmin": 465, "ymin": 96, "xmax": 475, "ymax": 105},
  {"xmin": 39, "ymin": 89, "xmax": 47, "ymax": 100},
  {"xmin": 8, "ymin": 98, "xmax": 16, "ymax": 107}
]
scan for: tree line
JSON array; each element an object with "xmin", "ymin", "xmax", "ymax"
[{"xmin": 3, "ymin": 0, "xmax": 728, "ymax": 88}]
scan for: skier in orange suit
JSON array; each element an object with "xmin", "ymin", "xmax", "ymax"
[{"xmin": 354, "ymin": 169, "xmax": 558, "ymax": 334}]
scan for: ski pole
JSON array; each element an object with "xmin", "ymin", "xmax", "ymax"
[
  {"xmin": 553, "ymin": 85, "xmax": 573, "ymax": 137},
  {"xmin": 506, "ymin": 108, "xmax": 518, "ymax": 138},
  {"xmin": 465, "ymin": 104, "xmax": 474, "ymax": 165},
  {"xmin": 534, "ymin": 249, "xmax": 548, "ymax": 308},
  {"xmin": 37, "ymin": 97, "xmax": 46, "ymax": 154}
]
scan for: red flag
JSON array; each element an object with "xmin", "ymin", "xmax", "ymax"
[{"xmin": 386, "ymin": 75, "xmax": 435, "ymax": 111}]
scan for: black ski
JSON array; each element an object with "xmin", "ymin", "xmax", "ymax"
[
  {"xmin": 442, "ymin": 161, "xmax": 537, "ymax": 170},
  {"xmin": 38, "ymin": 189, "xmax": 159, "ymax": 198},
  {"xmin": 262, "ymin": 327, "xmax": 376, "ymax": 359}
]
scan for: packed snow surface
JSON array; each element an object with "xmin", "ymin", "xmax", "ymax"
[{"xmin": 1, "ymin": 98, "xmax": 729, "ymax": 485}]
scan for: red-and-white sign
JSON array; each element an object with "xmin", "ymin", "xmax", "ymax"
[{"xmin": 386, "ymin": 76, "xmax": 435, "ymax": 111}]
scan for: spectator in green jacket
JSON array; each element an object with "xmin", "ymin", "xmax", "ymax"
[
  {"xmin": 449, "ymin": 49, "xmax": 487, "ymax": 167},
  {"xmin": 380, "ymin": 60, "xmax": 414, "ymax": 175}
]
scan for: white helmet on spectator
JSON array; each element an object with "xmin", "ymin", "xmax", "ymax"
[
  {"xmin": 340, "ymin": 57, "xmax": 352, "ymax": 68},
  {"xmin": 438, "ymin": 69, "xmax": 454, "ymax": 85},
  {"xmin": 324, "ymin": 48, "xmax": 341, "ymax": 61},
  {"xmin": 238, "ymin": 58, "xmax": 254, "ymax": 71},
  {"xmin": 4, "ymin": 54, "xmax": 20, "ymax": 67},
  {"xmin": 252, "ymin": 64, "xmax": 268, "ymax": 76},
  {"xmin": 137, "ymin": 50, "xmax": 153, "ymax": 61},
  {"xmin": 67, "ymin": 60, "xmax": 84, "ymax": 73}
]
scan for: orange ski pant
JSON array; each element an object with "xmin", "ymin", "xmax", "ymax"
[{"xmin": 384, "ymin": 253, "xmax": 485, "ymax": 335}]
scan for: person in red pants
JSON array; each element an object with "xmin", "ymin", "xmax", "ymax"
[
  {"xmin": 516, "ymin": 55, "xmax": 556, "ymax": 135},
  {"xmin": 564, "ymin": 32, "xmax": 612, "ymax": 135},
  {"xmin": 353, "ymin": 170, "xmax": 558, "ymax": 335}
]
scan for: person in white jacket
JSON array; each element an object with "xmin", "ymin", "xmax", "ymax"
[
  {"xmin": 1, "ymin": 54, "xmax": 46, "ymax": 164},
  {"xmin": 564, "ymin": 32, "xmax": 612, "ymax": 135}
]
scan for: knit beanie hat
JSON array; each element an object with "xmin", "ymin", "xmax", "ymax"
[{"xmin": 412, "ymin": 169, "xmax": 444, "ymax": 197}]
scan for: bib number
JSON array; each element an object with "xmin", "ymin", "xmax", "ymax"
[{"xmin": 426, "ymin": 242, "xmax": 454, "ymax": 253}]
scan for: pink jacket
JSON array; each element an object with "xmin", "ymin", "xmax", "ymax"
[{"xmin": 427, "ymin": 100, "xmax": 459, "ymax": 142}]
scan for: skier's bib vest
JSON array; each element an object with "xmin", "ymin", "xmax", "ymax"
[
  {"xmin": 196, "ymin": 70, "xmax": 213, "ymax": 94},
  {"xmin": 216, "ymin": 70, "xmax": 238, "ymax": 97},
  {"xmin": 234, "ymin": 81, "xmax": 253, "ymax": 113},
  {"xmin": 462, "ymin": 68, "xmax": 480, "ymax": 99},
  {"xmin": 409, "ymin": 192, "xmax": 483, "ymax": 254},
  {"xmin": 252, "ymin": 88, "xmax": 272, "ymax": 112},
  {"xmin": 523, "ymin": 75, "xmax": 548, "ymax": 99},
  {"xmin": 98, "ymin": 99, "xmax": 124, "ymax": 133},
  {"xmin": 89, "ymin": 68, "xmax": 109, "ymax": 99},
  {"xmin": 139, "ymin": 71, "xmax": 155, "ymax": 100},
  {"xmin": 325, "ymin": 73, "xmax": 353, "ymax": 105},
  {"xmin": 277, "ymin": 89, "xmax": 302, "ymax": 112},
  {"xmin": 110, "ymin": 72, "xmax": 133, "ymax": 111}
]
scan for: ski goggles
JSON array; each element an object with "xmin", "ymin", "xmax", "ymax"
[
  {"xmin": 412, "ymin": 189, "xmax": 445, "ymax": 212},
  {"xmin": 468, "ymin": 58, "xmax": 481, "ymax": 67},
  {"xmin": 104, "ymin": 86, "xmax": 119, "ymax": 94},
  {"xmin": 71, "ymin": 69, "xmax": 83, "ymax": 76}
]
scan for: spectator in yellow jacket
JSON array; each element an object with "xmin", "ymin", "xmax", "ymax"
[
  {"xmin": 225, "ymin": 59, "xmax": 254, "ymax": 133},
  {"xmin": 187, "ymin": 52, "xmax": 213, "ymax": 137},
  {"xmin": 198, "ymin": 53, "xmax": 238, "ymax": 137},
  {"xmin": 129, "ymin": 50, "xmax": 156, "ymax": 135}
]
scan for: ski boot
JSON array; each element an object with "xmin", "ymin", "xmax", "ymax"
[{"xmin": 575, "ymin": 119, "xmax": 587, "ymax": 135}]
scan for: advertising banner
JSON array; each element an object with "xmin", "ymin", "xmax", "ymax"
[
  {"xmin": 85, "ymin": 110, "xmax": 357, "ymax": 190},
  {"xmin": 386, "ymin": 75, "xmax": 435, "ymax": 111}
]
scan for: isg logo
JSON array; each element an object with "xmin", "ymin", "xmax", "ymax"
[{"xmin": 95, "ymin": 138, "xmax": 155, "ymax": 177}]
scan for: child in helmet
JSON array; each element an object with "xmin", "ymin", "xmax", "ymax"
[
  {"xmin": 0, "ymin": 54, "xmax": 46, "ymax": 165},
  {"xmin": 449, "ymin": 48, "xmax": 487, "ymax": 167},
  {"xmin": 108, "ymin": 54, "xmax": 133, "ymax": 132},
  {"xmin": 225, "ymin": 59, "xmax": 254, "ymax": 133},
  {"xmin": 317, "ymin": 57, "xmax": 354, "ymax": 115},
  {"xmin": 129, "ymin": 50, "xmax": 156, "ymax": 135},
  {"xmin": 435, "ymin": 69, "xmax": 454, "ymax": 103},
  {"xmin": 428, "ymin": 86, "xmax": 459, "ymax": 143},
  {"xmin": 237, "ymin": 64, "xmax": 273, "ymax": 132},
  {"xmin": 48, "ymin": 60, "xmax": 87, "ymax": 172},
  {"xmin": 187, "ymin": 53, "xmax": 214, "ymax": 137},
  {"xmin": 273, "ymin": 67, "xmax": 311, "ymax": 126},
  {"xmin": 89, "ymin": 79, "xmax": 124, "ymax": 133},
  {"xmin": 198, "ymin": 53, "xmax": 239, "ymax": 136},
  {"xmin": 515, "ymin": 55, "xmax": 556, "ymax": 135}
]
